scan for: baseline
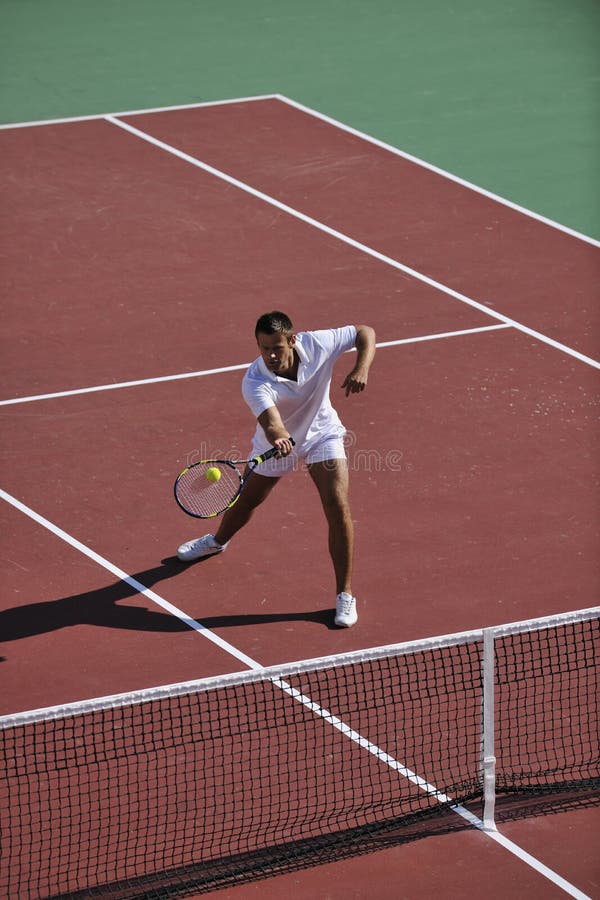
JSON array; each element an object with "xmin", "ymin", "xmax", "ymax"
[{"xmin": 0, "ymin": 94, "xmax": 278, "ymax": 131}]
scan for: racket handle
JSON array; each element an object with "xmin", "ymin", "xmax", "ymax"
[{"xmin": 255, "ymin": 437, "xmax": 295, "ymax": 464}]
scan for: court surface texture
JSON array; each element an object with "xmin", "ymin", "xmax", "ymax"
[{"xmin": 1, "ymin": 96, "xmax": 598, "ymax": 898}]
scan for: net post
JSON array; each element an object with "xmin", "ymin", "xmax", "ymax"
[{"xmin": 482, "ymin": 627, "xmax": 497, "ymax": 831}]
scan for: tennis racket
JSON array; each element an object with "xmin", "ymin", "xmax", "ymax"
[{"xmin": 173, "ymin": 440, "xmax": 294, "ymax": 518}]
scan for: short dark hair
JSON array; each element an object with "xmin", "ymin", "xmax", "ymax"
[{"xmin": 254, "ymin": 311, "xmax": 294, "ymax": 339}]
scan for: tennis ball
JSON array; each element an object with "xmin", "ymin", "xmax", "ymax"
[{"xmin": 205, "ymin": 467, "xmax": 221, "ymax": 483}]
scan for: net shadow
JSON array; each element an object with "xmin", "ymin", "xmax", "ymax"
[
  {"xmin": 56, "ymin": 801, "xmax": 479, "ymax": 898},
  {"xmin": 56, "ymin": 784, "xmax": 599, "ymax": 899}
]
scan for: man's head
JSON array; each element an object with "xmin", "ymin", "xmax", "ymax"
[
  {"xmin": 254, "ymin": 311, "xmax": 294, "ymax": 340},
  {"xmin": 255, "ymin": 311, "xmax": 296, "ymax": 375}
]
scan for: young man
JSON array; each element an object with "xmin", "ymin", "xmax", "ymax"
[{"xmin": 177, "ymin": 311, "xmax": 376, "ymax": 627}]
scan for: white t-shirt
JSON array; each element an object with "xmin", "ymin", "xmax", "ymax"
[{"xmin": 242, "ymin": 326, "xmax": 357, "ymax": 455}]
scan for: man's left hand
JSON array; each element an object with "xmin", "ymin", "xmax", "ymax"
[{"xmin": 341, "ymin": 368, "xmax": 368, "ymax": 396}]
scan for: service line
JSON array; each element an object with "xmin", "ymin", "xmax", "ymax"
[{"xmin": 0, "ymin": 324, "xmax": 511, "ymax": 407}]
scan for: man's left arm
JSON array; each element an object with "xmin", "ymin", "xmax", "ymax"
[{"xmin": 341, "ymin": 325, "xmax": 376, "ymax": 396}]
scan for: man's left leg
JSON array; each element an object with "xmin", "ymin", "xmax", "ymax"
[{"xmin": 308, "ymin": 459, "xmax": 357, "ymax": 626}]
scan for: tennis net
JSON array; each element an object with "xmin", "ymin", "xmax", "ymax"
[{"xmin": 1, "ymin": 607, "xmax": 598, "ymax": 898}]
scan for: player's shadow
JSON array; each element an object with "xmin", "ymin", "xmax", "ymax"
[{"xmin": 0, "ymin": 556, "xmax": 335, "ymax": 647}]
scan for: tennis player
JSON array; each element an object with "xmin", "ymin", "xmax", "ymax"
[{"xmin": 177, "ymin": 311, "xmax": 376, "ymax": 627}]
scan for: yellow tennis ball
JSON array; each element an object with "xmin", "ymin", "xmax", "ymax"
[{"xmin": 205, "ymin": 466, "xmax": 221, "ymax": 483}]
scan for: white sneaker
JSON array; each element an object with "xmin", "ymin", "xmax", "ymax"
[
  {"xmin": 177, "ymin": 534, "xmax": 228, "ymax": 562},
  {"xmin": 335, "ymin": 592, "xmax": 358, "ymax": 627}
]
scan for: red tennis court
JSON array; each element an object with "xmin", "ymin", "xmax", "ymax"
[{"xmin": 1, "ymin": 97, "xmax": 598, "ymax": 899}]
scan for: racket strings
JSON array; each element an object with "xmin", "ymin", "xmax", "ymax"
[{"xmin": 175, "ymin": 463, "xmax": 241, "ymax": 517}]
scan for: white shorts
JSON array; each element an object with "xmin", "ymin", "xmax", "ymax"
[{"xmin": 254, "ymin": 435, "xmax": 347, "ymax": 478}]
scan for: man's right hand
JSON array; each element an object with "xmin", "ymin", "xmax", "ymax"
[{"xmin": 273, "ymin": 436, "xmax": 295, "ymax": 457}]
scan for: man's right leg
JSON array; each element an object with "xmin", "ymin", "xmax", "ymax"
[
  {"xmin": 215, "ymin": 472, "xmax": 279, "ymax": 544},
  {"xmin": 177, "ymin": 472, "xmax": 279, "ymax": 561}
]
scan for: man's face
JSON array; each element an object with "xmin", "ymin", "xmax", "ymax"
[{"xmin": 256, "ymin": 331, "xmax": 296, "ymax": 375}]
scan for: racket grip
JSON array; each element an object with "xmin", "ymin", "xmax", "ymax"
[{"xmin": 257, "ymin": 437, "xmax": 295, "ymax": 463}]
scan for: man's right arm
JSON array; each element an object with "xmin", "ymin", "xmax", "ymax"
[{"xmin": 257, "ymin": 407, "xmax": 294, "ymax": 456}]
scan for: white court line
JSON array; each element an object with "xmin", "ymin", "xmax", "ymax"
[
  {"xmin": 0, "ymin": 362, "xmax": 251, "ymax": 406},
  {"xmin": 484, "ymin": 832, "xmax": 590, "ymax": 900},
  {"xmin": 0, "ymin": 485, "xmax": 590, "ymax": 899},
  {"xmin": 375, "ymin": 322, "xmax": 511, "ymax": 349},
  {"xmin": 0, "ymin": 94, "xmax": 278, "ymax": 130},
  {"xmin": 276, "ymin": 94, "xmax": 600, "ymax": 250},
  {"xmin": 0, "ymin": 324, "xmax": 510, "ymax": 407},
  {"xmin": 0, "ymin": 488, "xmax": 262, "ymax": 671},
  {"xmin": 274, "ymin": 677, "xmax": 590, "ymax": 900},
  {"xmin": 1, "ymin": 98, "xmax": 594, "ymax": 895},
  {"xmin": 1, "ymin": 93, "xmax": 597, "ymax": 250},
  {"xmin": 104, "ymin": 115, "xmax": 600, "ymax": 372}
]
